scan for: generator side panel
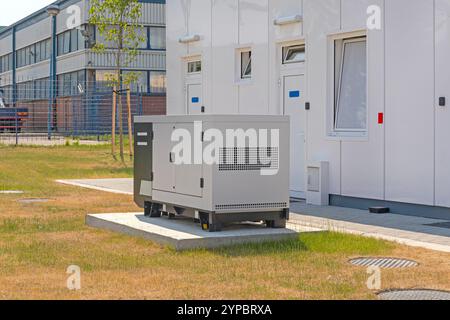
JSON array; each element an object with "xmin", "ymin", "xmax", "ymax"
[
  {"xmin": 211, "ymin": 120, "xmax": 290, "ymax": 213},
  {"xmin": 134, "ymin": 122, "xmax": 154, "ymax": 208}
]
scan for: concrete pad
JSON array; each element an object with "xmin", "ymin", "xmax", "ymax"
[
  {"xmin": 86, "ymin": 213, "xmax": 320, "ymax": 250},
  {"xmin": 56, "ymin": 178, "xmax": 133, "ymax": 195}
]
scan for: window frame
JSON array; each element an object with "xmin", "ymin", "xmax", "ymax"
[
  {"xmin": 282, "ymin": 44, "xmax": 306, "ymax": 64},
  {"xmin": 240, "ymin": 50, "xmax": 252, "ymax": 80},
  {"xmin": 187, "ymin": 60, "xmax": 202, "ymax": 74},
  {"xmin": 327, "ymin": 31, "xmax": 368, "ymax": 139}
]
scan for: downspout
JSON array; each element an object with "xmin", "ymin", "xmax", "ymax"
[
  {"xmin": 48, "ymin": 14, "xmax": 57, "ymax": 140},
  {"xmin": 12, "ymin": 26, "xmax": 16, "ymax": 108}
]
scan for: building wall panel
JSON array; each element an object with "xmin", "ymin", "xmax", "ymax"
[
  {"xmin": 435, "ymin": 0, "xmax": 450, "ymax": 207},
  {"xmin": 303, "ymin": 0, "xmax": 342, "ymax": 195},
  {"xmin": 211, "ymin": 0, "xmax": 239, "ymax": 114},
  {"xmin": 385, "ymin": 0, "xmax": 435, "ymax": 205},
  {"xmin": 238, "ymin": 0, "xmax": 269, "ymax": 114},
  {"xmin": 341, "ymin": 0, "xmax": 385, "ymax": 200},
  {"xmin": 167, "ymin": 0, "xmax": 188, "ymax": 115}
]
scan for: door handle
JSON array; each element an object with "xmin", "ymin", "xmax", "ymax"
[{"xmin": 169, "ymin": 152, "xmax": 175, "ymax": 163}]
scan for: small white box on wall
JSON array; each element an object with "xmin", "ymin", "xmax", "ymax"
[{"xmin": 306, "ymin": 161, "xmax": 329, "ymax": 206}]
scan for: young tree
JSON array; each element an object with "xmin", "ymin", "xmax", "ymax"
[{"xmin": 89, "ymin": 0, "xmax": 145, "ymax": 161}]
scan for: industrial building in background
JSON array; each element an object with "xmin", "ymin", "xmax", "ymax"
[
  {"xmin": 0, "ymin": 0, "xmax": 166, "ymax": 136},
  {"xmin": 167, "ymin": 0, "xmax": 450, "ymax": 220}
]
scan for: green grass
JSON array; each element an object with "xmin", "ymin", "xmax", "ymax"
[{"xmin": 0, "ymin": 144, "xmax": 132, "ymax": 196}]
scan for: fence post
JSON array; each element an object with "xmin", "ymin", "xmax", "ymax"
[
  {"xmin": 112, "ymin": 86, "xmax": 117, "ymax": 156},
  {"xmin": 126, "ymin": 86, "xmax": 133, "ymax": 157},
  {"xmin": 15, "ymin": 103, "xmax": 18, "ymax": 146}
]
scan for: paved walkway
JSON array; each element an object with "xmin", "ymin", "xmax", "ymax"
[
  {"xmin": 57, "ymin": 178, "xmax": 450, "ymax": 252},
  {"xmin": 290, "ymin": 202, "xmax": 450, "ymax": 253},
  {"xmin": 56, "ymin": 178, "xmax": 133, "ymax": 195}
]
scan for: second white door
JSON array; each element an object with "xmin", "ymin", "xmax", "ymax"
[{"xmin": 283, "ymin": 74, "xmax": 306, "ymax": 198}]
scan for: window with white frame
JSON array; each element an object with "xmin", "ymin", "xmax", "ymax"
[
  {"xmin": 241, "ymin": 50, "xmax": 252, "ymax": 79},
  {"xmin": 283, "ymin": 44, "xmax": 305, "ymax": 64},
  {"xmin": 187, "ymin": 60, "xmax": 202, "ymax": 74},
  {"xmin": 334, "ymin": 36, "xmax": 367, "ymax": 132}
]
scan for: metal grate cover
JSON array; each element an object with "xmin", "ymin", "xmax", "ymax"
[
  {"xmin": 349, "ymin": 257, "xmax": 418, "ymax": 269},
  {"xmin": 218, "ymin": 147, "xmax": 279, "ymax": 171},
  {"xmin": 215, "ymin": 202, "xmax": 288, "ymax": 211},
  {"xmin": 378, "ymin": 289, "xmax": 450, "ymax": 300}
]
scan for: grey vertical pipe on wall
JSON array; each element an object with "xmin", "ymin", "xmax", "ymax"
[
  {"xmin": 48, "ymin": 13, "xmax": 58, "ymax": 140},
  {"xmin": 12, "ymin": 26, "xmax": 18, "ymax": 145}
]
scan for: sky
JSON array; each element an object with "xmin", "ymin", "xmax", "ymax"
[{"xmin": 1, "ymin": 0, "xmax": 55, "ymax": 27}]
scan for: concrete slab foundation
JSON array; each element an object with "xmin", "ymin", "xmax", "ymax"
[{"xmin": 86, "ymin": 212, "xmax": 320, "ymax": 250}]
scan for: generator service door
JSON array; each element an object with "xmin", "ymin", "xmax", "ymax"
[
  {"xmin": 284, "ymin": 74, "xmax": 306, "ymax": 198},
  {"xmin": 173, "ymin": 122, "xmax": 203, "ymax": 197},
  {"xmin": 153, "ymin": 123, "xmax": 176, "ymax": 193}
]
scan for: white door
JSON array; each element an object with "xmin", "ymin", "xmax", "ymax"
[
  {"xmin": 187, "ymin": 83, "xmax": 203, "ymax": 115},
  {"xmin": 283, "ymin": 74, "xmax": 306, "ymax": 199}
]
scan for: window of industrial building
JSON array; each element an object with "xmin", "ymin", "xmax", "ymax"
[
  {"xmin": 150, "ymin": 71, "xmax": 166, "ymax": 94},
  {"xmin": 241, "ymin": 50, "xmax": 252, "ymax": 79},
  {"xmin": 57, "ymin": 70, "xmax": 85, "ymax": 97},
  {"xmin": 57, "ymin": 29, "xmax": 84, "ymax": 56},
  {"xmin": 0, "ymin": 54, "xmax": 12, "ymax": 73},
  {"xmin": 333, "ymin": 36, "xmax": 367, "ymax": 133},
  {"xmin": 187, "ymin": 60, "xmax": 201, "ymax": 74},
  {"xmin": 149, "ymin": 27, "xmax": 166, "ymax": 50},
  {"xmin": 122, "ymin": 70, "xmax": 148, "ymax": 93},
  {"xmin": 282, "ymin": 45, "xmax": 305, "ymax": 64}
]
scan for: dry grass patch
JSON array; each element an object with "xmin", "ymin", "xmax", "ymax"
[{"xmin": 0, "ymin": 144, "xmax": 449, "ymax": 299}]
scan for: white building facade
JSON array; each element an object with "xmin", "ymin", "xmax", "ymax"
[{"xmin": 166, "ymin": 0, "xmax": 450, "ymax": 219}]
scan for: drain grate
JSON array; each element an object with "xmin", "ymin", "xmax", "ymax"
[
  {"xmin": 426, "ymin": 222, "xmax": 450, "ymax": 229},
  {"xmin": 349, "ymin": 257, "xmax": 418, "ymax": 269},
  {"xmin": 378, "ymin": 289, "xmax": 450, "ymax": 300},
  {"xmin": 18, "ymin": 198, "xmax": 50, "ymax": 204}
]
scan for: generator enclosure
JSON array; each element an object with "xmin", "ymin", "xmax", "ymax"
[{"xmin": 134, "ymin": 115, "xmax": 290, "ymax": 231}]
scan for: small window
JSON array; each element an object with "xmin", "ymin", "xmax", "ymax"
[
  {"xmin": 241, "ymin": 51, "xmax": 252, "ymax": 79},
  {"xmin": 334, "ymin": 36, "xmax": 367, "ymax": 132},
  {"xmin": 187, "ymin": 60, "xmax": 202, "ymax": 74},
  {"xmin": 283, "ymin": 45, "xmax": 305, "ymax": 64}
]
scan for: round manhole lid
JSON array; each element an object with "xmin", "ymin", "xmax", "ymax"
[
  {"xmin": 18, "ymin": 198, "xmax": 50, "ymax": 204},
  {"xmin": 378, "ymin": 289, "xmax": 450, "ymax": 300},
  {"xmin": 349, "ymin": 257, "xmax": 418, "ymax": 269}
]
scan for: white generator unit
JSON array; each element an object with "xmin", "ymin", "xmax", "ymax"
[{"xmin": 134, "ymin": 115, "xmax": 290, "ymax": 232}]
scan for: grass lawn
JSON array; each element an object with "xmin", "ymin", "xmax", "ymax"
[{"xmin": 0, "ymin": 144, "xmax": 449, "ymax": 300}]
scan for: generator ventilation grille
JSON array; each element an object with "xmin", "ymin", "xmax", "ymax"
[
  {"xmin": 215, "ymin": 202, "xmax": 288, "ymax": 211},
  {"xmin": 218, "ymin": 147, "xmax": 279, "ymax": 171}
]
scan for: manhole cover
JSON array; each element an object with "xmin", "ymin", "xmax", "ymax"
[
  {"xmin": 18, "ymin": 198, "xmax": 50, "ymax": 204},
  {"xmin": 349, "ymin": 257, "xmax": 418, "ymax": 269},
  {"xmin": 378, "ymin": 289, "xmax": 450, "ymax": 300}
]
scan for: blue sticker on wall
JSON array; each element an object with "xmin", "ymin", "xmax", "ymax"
[
  {"xmin": 192, "ymin": 97, "xmax": 200, "ymax": 103},
  {"xmin": 289, "ymin": 91, "xmax": 300, "ymax": 98}
]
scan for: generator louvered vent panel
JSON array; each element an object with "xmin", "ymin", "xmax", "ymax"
[
  {"xmin": 215, "ymin": 202, "xmax": 287, "ymax": 210},
  {"xmin": 218, "ymin": 147, "xmax": 279, "ymax": 171}
]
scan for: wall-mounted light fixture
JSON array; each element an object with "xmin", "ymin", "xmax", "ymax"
[
  {"xmin": 179, "ymin": 34, "xmax": 201, "ymax": 44},
  {"xmin": 273, "ymin": 14, "xmax": 303, "ymax": 26}
]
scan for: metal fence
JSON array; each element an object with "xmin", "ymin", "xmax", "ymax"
[{"xmin": 0, "ymin": 81, "xmax": 165, "ymax": 145}]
